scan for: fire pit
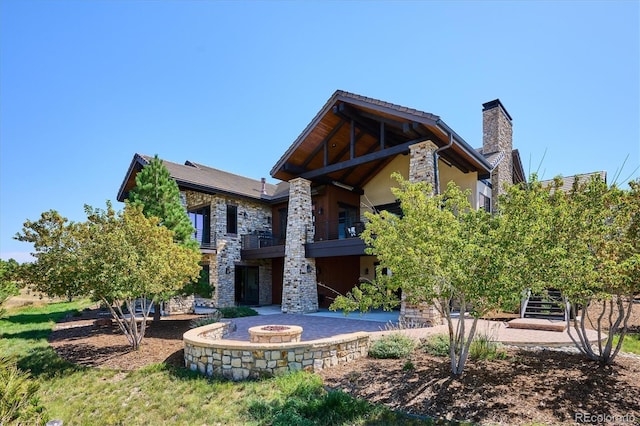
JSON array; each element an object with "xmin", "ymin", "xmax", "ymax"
[{"xmin": 248, "ymin": 325, "xmax": 303, "ymax": 343}]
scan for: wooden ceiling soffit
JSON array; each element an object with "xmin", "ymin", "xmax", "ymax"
[
  {"xmin": 333, "ymin": 103, "xmax": 406, "ymax": 147},
  {"xmin": 301, "ymin": 119, "xmax": 346, "ymax": 169},
  {"xmin": 299, "ymin": 137, "xmax": 429, "ymax": 180}
]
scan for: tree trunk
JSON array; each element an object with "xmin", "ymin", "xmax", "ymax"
[{"xmin": 153, "ymin": 301, "xmax": 161, "ymax": 322}]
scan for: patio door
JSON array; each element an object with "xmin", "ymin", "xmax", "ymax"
[{"xmin": 235, "ymin": 266, "xmax": 259, "ymax": 305}]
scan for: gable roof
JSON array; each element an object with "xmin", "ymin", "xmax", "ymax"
[
  {"xmin": 479, "ymin": 149, "xmax": 526, "ymax": 185},
  {"xmin": 117, "ymin": 154, "xmax": 289, "ymax": 203},
  {"xmin": 270, "ymin": 90, "xmax": 494, "ymax": 190},
  {"xmin": 540, "ymin": 171, "xmax": 607, "ymax": 192}
]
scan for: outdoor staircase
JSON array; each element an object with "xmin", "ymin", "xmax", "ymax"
[{"xmin": 521, "ymin": 289, "xmax": 567, "ymax": 321}]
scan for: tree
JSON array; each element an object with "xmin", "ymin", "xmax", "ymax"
[
  {"xmin": 15, "ymin": 202, "xmax": 201, "ymax": 350},
  {"xmin": 498, "ymin": 175, "xmax": 640, "ymax": 365},
  {"xmin": 331, "ymin": 174, "xmax": 520, "ymax": 376},
  {"xmin": 0, "ymin": 259, "xmax": 21, "ymax": 317},
  {"xmin": 14, "ymin": 211, "xmax": 85, "ymax": 302},
  {"xmin": 127, "ymin": 155, "xmax": 198, "ymax": 250},
  {"xmin": 127, "ymin": 155, "xmax": 200, "ymax": 320}
]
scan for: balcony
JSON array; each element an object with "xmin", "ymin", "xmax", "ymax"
[
  {"xmin": 196, "ymin": 237, "xmax": 216, "ymax": 253},
  {"xmin": 313, "ymin": 219, "xmax": 365, "ymax": 242},
  {"xmin": 306, "ymin": 219, "xmax": 368, "ymax": 257},
  {"xmin": 241, "ymin": 231, "xmax": 285, "ymax": 259}
]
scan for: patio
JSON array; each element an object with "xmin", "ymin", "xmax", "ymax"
[{"xmin": 195, "ymin": 304, "xmax": 602, "ymax": 347}]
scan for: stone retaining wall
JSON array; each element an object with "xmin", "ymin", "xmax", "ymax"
[{"xmin": 183, "ymin": 323, "xmax": 370, "ymax": 381}]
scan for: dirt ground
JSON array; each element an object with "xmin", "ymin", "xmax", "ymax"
[
  {"xmin": 48, "ymin": 306, "xmax": 640, "ymax": 425},
  {"xmin": 49, "ymin": 307, "xmax": 199, "ymax": 370}
]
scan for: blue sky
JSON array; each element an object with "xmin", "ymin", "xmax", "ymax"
[{"xmin": 1, "ymin": 0, "xmax": 638, "ymax": 263}]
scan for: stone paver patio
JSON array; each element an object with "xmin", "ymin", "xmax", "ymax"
[{"xmin": 217, "ymin": 307, "xmax": 602, "ymax": 347}]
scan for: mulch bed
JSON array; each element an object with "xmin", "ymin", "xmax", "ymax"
[{"xmin": 49, "ymin": 307, "xmax": 198, "ymax": 370}]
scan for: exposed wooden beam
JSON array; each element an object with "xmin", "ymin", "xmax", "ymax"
[
  {"xmin": 333, "ymin": 104, "xmax": 404, "ymax": 146},
  {"xmin": 329, "ymin": 128, "xmax": 365, "ymax": 166},
  {"xmin": 338, "ymin": 137, "xmax": 383, "ymax": 182},
  {"xmin": 350, "ymin": 119, "xmax": 355, "ymax": 159},
  {"xmin": 300, "ymin": 138, "xmax": 428, "ymax": 180},
  {"xmin": 301, "ymin": 119, "xmax": 346, "ymax": 168}
]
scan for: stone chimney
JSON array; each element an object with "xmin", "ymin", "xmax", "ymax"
[
  {"xmin": 482, "ymin": 99, "xmax": 513, "ymax": 210},
  {"xmin": 261, "ymin": 177, "xmax": 267, "ymax": 195}
]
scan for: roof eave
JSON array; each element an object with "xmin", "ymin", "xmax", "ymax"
[
  {"xmin": 116, "ymin": 153, "xmax": 149, "ymax": 202},
  {"xmin": 435, "ymin": 119, "xmax": 493, "ymax": 173}
]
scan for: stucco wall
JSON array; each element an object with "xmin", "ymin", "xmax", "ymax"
[
  {"xmin": 438, "ymin": 160, "xmax": 479, "ymax": 207},
  {"xmin": 360, "ymin": 154, "xmax": 409, "ymax": 218}
]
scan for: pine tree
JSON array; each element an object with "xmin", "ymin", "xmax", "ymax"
[
  {"xmin": 128, "ymin": 155, "xmax": 198, "ymax": 251},
  {"xmin": 127, "ymin": 155, "xmax": 200, "ymax": 320}
]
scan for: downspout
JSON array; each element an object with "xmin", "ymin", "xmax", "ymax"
[{"xmin": 433, "ymin": 131, "xmax": 454, "ymax": 195}]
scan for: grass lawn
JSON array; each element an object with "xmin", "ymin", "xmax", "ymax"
[
  {"xmin": 613, "ymin": 331, "xmax": 640, "ymax": 355},
  {"xmin": 0, "ymin": 301, "xmax": 436, "ymax": 425}
]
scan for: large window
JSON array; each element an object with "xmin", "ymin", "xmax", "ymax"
[
  {"xmin": 189, "ymin": 206, "xmax": 210, "ymax": 247},
  {"xmin": 226, "ymin": 204, "xmax": 238, "ymax": 234}
]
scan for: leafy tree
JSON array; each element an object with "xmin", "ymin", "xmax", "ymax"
[
  {"xmin": 127, "ymin": 155, "xmax": 198, "ymax": 250},
  {"xmin": 0, "ymin": 259, "xmax": 21, "ymax": 317},
  {"xmin": 331, "ymin": 174, "xmax": 520, "ymax": 376},
  {"xmin": 15, "ymin": 202, "xmax": 201, "ymax": 350},
  {"xmin": 127, "ymin": 155, "xmax": 200, "ymax": 319},
  {"xmin": 15, "ymin": 211, "xmax": 85, "ymax": 302},
  {"xmin": 498, "ymin": 175, "xmax": 640, "ymax": 365}
]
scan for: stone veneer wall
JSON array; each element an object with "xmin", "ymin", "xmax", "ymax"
[
  {"xmin": 282, "ymin": 178, "xmax": 318, "ymax": 313},
  {"xmin": 482, "ymin": 101, "xmax": 513, "ymax": 212},
  {"xmin": 183, "ymin": 323, "xmax": 370, "ymax": 381},
  {"xmin": 184, "ymin": 190, "xmax": 273, "ymax": 308},
  {"xmin": 402, "ymin": 140, "xmax": 443, "ymax": 327},
  {"xmin": 164, "ymin": 295, "xmax": 195, "ymax": 315}
]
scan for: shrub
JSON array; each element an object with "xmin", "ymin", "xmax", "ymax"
[
  {"xmin": 190, "ymin": 310, "xmax": 223, "ymax": 328},
  {"xmin": 0, "ymin": 357, "xmax": 47, "ymax": 425},
  {"xmin": 368, "ymin": 334, "xmax": 415, "ymax": 359},
  {"xmin": 218, "ymin": 306, "xmax": 258, "ymax": 318},
  {"xmin": 421, "ymin": 334, "xmax": 450, "ymax": 357},
  {"xmin": 469, "ymin": 334, "xmax": 507, "ymax": 361}
]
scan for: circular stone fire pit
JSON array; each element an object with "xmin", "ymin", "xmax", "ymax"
[{"xmin": 248, "ymin": 325, "xmax": 303, "ymax": 343}]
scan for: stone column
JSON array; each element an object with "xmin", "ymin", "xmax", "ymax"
[
  {"xmin": 401, "ymin": 140, "xmax": 443, "ymax": 326},
  {"xmin": 282, "ymin": 178, "xmax": 318, "ymax": 313},
  {"xmin": 409, "ymin": 140, "xmax": 438, "ymax": 189}
]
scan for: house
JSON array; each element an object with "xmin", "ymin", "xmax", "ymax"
[{"xmin": 117, "ymin": 90, "xmax": 526, "ymax": 325}]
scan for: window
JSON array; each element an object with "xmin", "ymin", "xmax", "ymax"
[
  {"xmin": 226, "ymin": 204, "xmax": 238, "ymax": 234},
  {"xmin": 278, "ymin": 207, "xmax": 288, "ymax": 242},
  {"xmin": 188, "ymin": 206, "xmax": 211, "ymax": 247},
  {"xmin": 338, "ymin": 203, "xmax": 358, "ymax": 239},
  {"xmin": 480, "ymin": 193, "xmax": 491, "ymax": 213}
]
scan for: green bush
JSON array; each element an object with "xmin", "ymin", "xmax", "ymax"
[
  {"xmin": 246, "ymin": 372, "xmax": 396, "ymax": 426},
  {"xmin": 0, "ymin": 357, "xmax": 47, "ymax": 425},
  {"xmin": 190, "ymin": 310, "xmax": 223, "ymax": 328},
  {"xmin": 368, "ymin": 334, "xmax": 415, "ymax": 359},
  {"xmin": 218, "ymin": 306, "xmax": 258, "ymax": 318},
  {"xmin": 469, "ymin": 334, "xmax": 506, "ymax": 361},
  {"xmin": 421, "ymin": 334, "xmax": 450, "ymax": 357}
]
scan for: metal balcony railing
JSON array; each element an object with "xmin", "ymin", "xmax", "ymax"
[
  {"xmin": 241, "ymin": 231, "xmax": 284, "ymax": 250},
  {"xmin": 313, "ymin": 220, "xmax": 365, "ymax": 242}
]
